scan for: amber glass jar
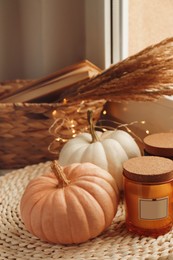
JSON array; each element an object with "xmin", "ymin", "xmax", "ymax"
[
  {"xmin": 123, "ymin": 156, "xmax": 173, "ymax": 237},
  {"xmin": 143, "ymin": 132, "xmax": 173, "ymax": 159}
]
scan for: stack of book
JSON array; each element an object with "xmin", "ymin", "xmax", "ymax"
[{"xmin": 0, "ymin": 60, "xmax": 102, "ymax": 103}]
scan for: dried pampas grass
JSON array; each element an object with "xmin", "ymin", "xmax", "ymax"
[{"xmin": 60, "ymin": 37, "xmax": 173, "ymax": 102}]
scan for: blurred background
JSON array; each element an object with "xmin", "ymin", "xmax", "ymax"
[
  {"xmin": 1, "ymin": 0, "xmax": 173, "ymax": 80},
  {"xmin": 0, "ymin": 0, "xmax": 172, "ymax": 136}
]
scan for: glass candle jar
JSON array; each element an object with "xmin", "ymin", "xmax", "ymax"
[
  {"xmin": 143, "ymin": 132, "xmax": 173, "ymax": 159},
  {"xmin": 123, "ymin": 156, "xmax": 173, "ymax": 237}
]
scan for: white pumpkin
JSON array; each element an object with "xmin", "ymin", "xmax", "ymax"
[{"xmin": 59, "ymin": 111, "xmax": 141, "ymax": 190}]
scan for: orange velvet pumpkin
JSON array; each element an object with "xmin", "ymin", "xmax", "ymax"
[{"xmin": 20, "ymin": 161, "xmax": 119, "ymax": 244}]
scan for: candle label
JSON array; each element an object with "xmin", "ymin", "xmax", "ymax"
[{"xmin": 139, "ymin": 197, "xmax": 168, "ymax": 220}]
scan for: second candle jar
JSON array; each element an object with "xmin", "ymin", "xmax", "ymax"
[
  {"xmin": 143, "ymin": 132, "xmax": 173, "ymax": 159},
  {"xmin": 123, "ymin": 156, "xmax": 173, "ymax": 237}
]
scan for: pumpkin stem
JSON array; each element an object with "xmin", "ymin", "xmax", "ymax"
[
  {"xmin": 87, "ymin": 110, "xmax": 100, "ymax": 143},
  {"xmin": 51, "ymin": 160, "xmax": 70, "ymax": 187}
]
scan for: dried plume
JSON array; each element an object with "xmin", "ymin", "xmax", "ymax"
[{"xmin": 60, "ymin": 37, "xmax": 173, "ymax": 103}]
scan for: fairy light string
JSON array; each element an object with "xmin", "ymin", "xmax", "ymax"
[{"xmin": 48, "ymin": 99, "xmax": 144, "ymax": 156}]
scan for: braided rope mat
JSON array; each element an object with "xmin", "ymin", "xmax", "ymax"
[{"xmin": 0, "ymin": 162, "xmax": 173, "ymax": 260}]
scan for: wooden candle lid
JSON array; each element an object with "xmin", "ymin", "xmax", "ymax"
[
  {"xmin": 123, "ymin": 156, "xmax": 173, "ymax": 183},
  {"xmin": 143, "ymin": 133, "xmax": 173, "ymax": 158}
]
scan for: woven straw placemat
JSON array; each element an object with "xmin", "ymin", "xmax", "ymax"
[{"xmin": 0, "ymin": 162, "xmax": 173, "ymax": 260}]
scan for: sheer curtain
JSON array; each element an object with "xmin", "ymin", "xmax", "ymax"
[{"xmin": 0, "ymin": 0, "xmax": 85, "ymax": 81}]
